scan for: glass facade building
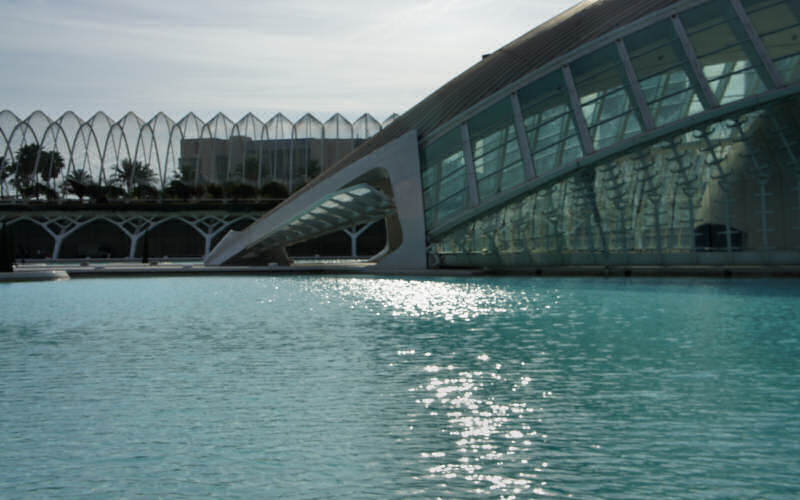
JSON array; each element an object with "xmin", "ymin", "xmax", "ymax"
[{"xmin": 416, "ymin": 0, "xmax": 800, "ymax": 268}]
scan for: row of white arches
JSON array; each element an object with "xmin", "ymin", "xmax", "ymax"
[{"xmin": 0, "ymin": 111, "xmax": 398, "ymax": 196}]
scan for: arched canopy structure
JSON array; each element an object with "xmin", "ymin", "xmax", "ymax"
[{"xmin": 0, "ymin": 111, "xmax": 388, "ymax": 199}]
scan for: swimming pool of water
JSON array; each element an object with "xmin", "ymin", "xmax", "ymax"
[{"xmin": 1, "ymin": 276, "xmax": 799, "ymax": 498}]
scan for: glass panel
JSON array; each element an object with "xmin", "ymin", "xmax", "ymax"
[
  {"xmin": 741, "ymin": 0, "xmax": 800, "ymax": 82},
  {"xmin": 571, "ymin": 44, "xmax": 643, "ymax": 149},
  {"xmin": 438, "ymin": 169, "xmax": 466, "ymax": 201},
  {"xmin": 419, "ymin": 128, "xmax": 466, "ymax": 228},
  {"xmin": 681, "ymin": 0, "xmax": 767, "ymax": 103},
  {"xmin": 432, "ymin": 100, "xmax": 800, "ymax": 267},
  {"xmin": 468, "ymin": 98, "xmax": 525, "ymax": 199},
  {"xmin": 437, "ymin": 191, "xmax": 466, "ymax": 222},
  {"xmin": 535, "ymin": 117, "xmax": 566, "ymax": 150},
  {"xmin": 517, "ymin": 71, "xmax": 583, "ymax": 176},
  {"xmin": 625, "ymin": 20, "xmax": 705, "ymax": 126},
  {"xmin": 500, "ymin": 163, "xmax": 525, "ymax": 191},
  {"xmin": 478, "ymin": 173, "xmax": 499, "ymax": 199}
]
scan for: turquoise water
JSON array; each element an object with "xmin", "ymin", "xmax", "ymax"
[{"xmin": 1, "ymin": 276, "xmax": 799, "ymax": 498}]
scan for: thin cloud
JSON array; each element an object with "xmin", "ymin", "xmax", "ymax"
[{"xmin": 0, "ymin": 0, "xmax": 577, "ymax": 121}]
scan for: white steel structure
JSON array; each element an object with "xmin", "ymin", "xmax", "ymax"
[{"xmin": 208, "ymin": 0, "xmax": 800, "ymax": 270}]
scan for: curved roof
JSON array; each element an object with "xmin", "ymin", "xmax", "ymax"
[{"xmin": 318, "ymin": 0, "xmax": 681, "ymax": 181}]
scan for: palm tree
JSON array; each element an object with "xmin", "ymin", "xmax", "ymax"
[
  {"xmin": 9, "ymin": 145, "xmax": 65, "ymax": 198},
  {"xmin": 65, "ymin": 168, "xmax": 93, "ymax": 201},
  {"xmin": 110, "ymin": 159, "xmax": 156, "ymax": 195}
]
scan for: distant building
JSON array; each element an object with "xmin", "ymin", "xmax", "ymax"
[{"xmin": 178, "ymin": 135, "xmax": 367, "ymax": 192}]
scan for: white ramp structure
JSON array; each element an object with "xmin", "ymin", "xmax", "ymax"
[{"xmin": 205, "ymin": 131, "xmax": 428, "ymax": 269}]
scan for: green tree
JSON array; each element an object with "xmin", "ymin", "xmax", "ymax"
[{"xmin": 110, "ymin": 159, "xmax": 156, "ymax": 195}]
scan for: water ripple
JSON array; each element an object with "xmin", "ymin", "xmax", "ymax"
[{"xmin": 0, "ymin": 276, "xmax": 799, "ymax": 498}]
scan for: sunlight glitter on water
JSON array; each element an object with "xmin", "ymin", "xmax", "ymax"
[
  {"xmin": 322, "ymin": 277, "xmax": 531, "ymax": 322},
  {"xmin": 1, "ymin": 276, "xmax": 799, "ymax": 498},
  {"xmin": 410, "ymin": 359, "xmax": 544, "ymax": 496},
  {"xmin": 302, "ymin": 277, "xmax": 564, "ymax": 496}
]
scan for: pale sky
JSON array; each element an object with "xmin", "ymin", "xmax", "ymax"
[{"xmin": 1, "ymin": 0, "xmax": 577, "ymax": 123}]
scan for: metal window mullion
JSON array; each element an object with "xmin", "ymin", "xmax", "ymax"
[
  {"xmin": 672, "ymin": 15, "xmax": 719, "ymax": 109},
  {"xmin": 555, "ymin": 113, "xmax": 573, "ymax": 167},
  {"xmin": 729, "ymin": 0, "xmax": 785, "ymax": 88},
  {"xmin": 432, "ymin": 158, "xmax": 442, "ymax": 211},
  {"xmin": 590, "ymin": 90, "xmax": 607, "ymax": 127},
  {"xmin": 561, "ymin": 65, "xmax": 594, "ymax": 156},
  {"xmin": 617, "ymin": 107, "xmax": 635, "ymax": 143},
  {"xmin": 651, "ymin": 74, "xmax": 673, "ymax": 121},
  {"xmin": 511, "ymin": 92, "xmax": 536, "ymax": 179},
  {"xmin": 617, "ymin": 39, "xmax": 655, "ymax": 130},
  {"xmin": 495, "ymin": 125, "xmax": 510, "ymax": 193},
  {"xmin": 531, "ymin": 114, "xmax": 544, "ymax": 156},
  {"xmin": 655, "ymin": 74, "xmax": 699, "ymax": 104},
  {"xmin": 460, "ymin": 123, "xmax": 480, "ymax": 207}
]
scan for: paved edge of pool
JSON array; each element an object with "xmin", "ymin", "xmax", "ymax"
[
  {"xmin": 0, "ymin": 270, "xmax": 70, "ymax": 282},
  {"xmin": 5, "ymin": 263, "xmax": 800, "ymax": 279}
]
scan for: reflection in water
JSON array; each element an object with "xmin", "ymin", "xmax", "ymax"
[
  {"xmin": 1, "ymin": 276, "xmax": 799, "ymax": 498},
  {"xmin": 305, "ymin": 276, "xmax": 800, "ymax": 498}
]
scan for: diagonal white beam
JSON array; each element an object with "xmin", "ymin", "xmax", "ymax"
[
  {"xmin": 617, "ymin": 39, "xmax": 656, "ymax": 131},
  {"xmin": 561, "ymin": 65, "xmax": 595, "ymax": 155},
  {"xmin": 672, "ymin": 15, "xmax": 719, "ymax": 109},
  {"xmin": 729, "ymin": 0, "xmax": 785, "ymax": 88},
  {"xmin": 511, "ymin": 92, "xmax": 537, "ymax": 179},
  {"xmin": 460, "ymin": 123, "xmax": 481, "ymax": 208}
]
